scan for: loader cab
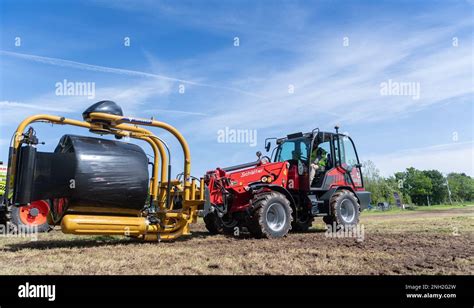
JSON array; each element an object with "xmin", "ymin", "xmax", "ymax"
[
  {"xmin": 270, "ymin": 129, "xmax": 364, "ymax": 191},
  {"xmin": 310, "ymin": 130, "xmax": 364, "ymax": 190}
]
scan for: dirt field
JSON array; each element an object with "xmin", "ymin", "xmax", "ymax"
[{"xmin": 0, "ymin": 206, "xmax": 472, "ymax": 275}]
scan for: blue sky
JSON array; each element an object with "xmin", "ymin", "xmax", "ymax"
[{"xmin": 0, "ymin": 0, "xmax": 473, "ymax": 178}]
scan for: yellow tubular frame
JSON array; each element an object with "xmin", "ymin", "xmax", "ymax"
[
  {"xmin": 87, "ymin": 112, "xmax": 192, "ymax": 201},
  {"xmin": 9, "ymin": 113, "xmax": 203, "ymax": 241}
]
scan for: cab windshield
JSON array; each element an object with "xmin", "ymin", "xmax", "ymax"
[{"xmin": 274, "ymin": 138, "xmax": 310, "ymax": 162}]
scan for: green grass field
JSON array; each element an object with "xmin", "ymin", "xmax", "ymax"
[{"xmin": 362, "ymin": 203, "xmax": 473, "ymax": 215}]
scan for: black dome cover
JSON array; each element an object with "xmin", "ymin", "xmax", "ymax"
[{"xmin": 82, "ymin": 100, "xmax": 123, "ymax": 120}]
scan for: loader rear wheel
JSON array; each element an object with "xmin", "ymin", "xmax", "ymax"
[
  {"xmin": 249, "ymin": 192, "xmax": 293, "ymax": 239},
  {"xmin": 11, "ymin": 200, "xmax": 51, "ymax": 233},
  {"xmin": 325, "ymin": 189, "xmax": 360, "ymax": 230}
]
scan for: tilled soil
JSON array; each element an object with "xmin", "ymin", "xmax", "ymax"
[{"xmin": 0, "ymin": 207, "xmax": 472, "ymax": 275}]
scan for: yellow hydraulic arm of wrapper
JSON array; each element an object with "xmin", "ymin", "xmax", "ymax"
[{"xmin": 7, "ymin": 113, "xmax": 205, "ymax": 241}]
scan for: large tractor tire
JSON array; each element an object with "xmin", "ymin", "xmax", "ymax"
[
  {"xmin": 11, "ymin": 200, "xmax": 51, "ymax": 233},
  {"xmin": 203, "ymin": 211, "xmax": 223, "ymax": 235},
  {"xmin": 324, "ymin": 189, "xmax": 360, "ymax": 230},
  {"xmin": 204, "ymin": 211, "xmax": 239, "ymax": 235},
  {"xmin": 248, "ymin": 192, "xmax": 293, "ymax": 239},
  {"xmin": 292, "ymin": 212, "xmax": 313, "ymax": 232}
]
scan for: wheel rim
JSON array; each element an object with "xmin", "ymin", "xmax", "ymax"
[
  {"xmin": 19, "ymin": 200, "xmax": 49, "ymax": 226},
  {"xmin": 340, "ymin": 199, "xmax": 355, "ymax": 223},
  {"xmin": 266, "ymin": 202, "xmax": 287, "ymax": 232}
]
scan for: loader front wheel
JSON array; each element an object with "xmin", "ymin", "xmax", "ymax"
[
  {"xmin": 325, "ymin": 189, "xmax": 360, "ymax": 230},
  {"xmin": 249, "ymin": 192, "xmax": 293, "ymax": 239}
]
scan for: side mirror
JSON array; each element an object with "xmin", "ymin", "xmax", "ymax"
[
  {"xmin": 265, "ymin": 141, "xmax": 271, "ymax": 152},
  {"xmin": 256, "ymin": 151, "xmax": 262, "ymax": 159}
]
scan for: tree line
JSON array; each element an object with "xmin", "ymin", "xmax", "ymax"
[{"xmin": 362, "ymin": 161, "xmax": 474, "ymax": 206}]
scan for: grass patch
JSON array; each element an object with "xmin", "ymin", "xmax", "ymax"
[
  {"xmin": 362, "ymin": 203, "xmax": 473, "ymax": 216},
  {"xmin": 415, "ymin": 203, "xmax": 473, "ymax": 211}
]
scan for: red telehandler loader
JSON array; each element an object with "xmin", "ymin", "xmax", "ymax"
[{"xmin": 203, "ymin": 127, "xmax": 371, "ymax": 238}]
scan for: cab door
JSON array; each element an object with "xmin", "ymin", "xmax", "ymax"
[
  {"xmin": 309, "ymin": 132, "xmax": 335, "ymax": 189},
  {"xmin": 334, "ymin": 135, "xmax": 364, "ymax": 189}
]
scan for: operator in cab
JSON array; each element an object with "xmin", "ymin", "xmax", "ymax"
[{"xmin": 309, "ymin": 147, "xmax": 328, "ymax": 185}]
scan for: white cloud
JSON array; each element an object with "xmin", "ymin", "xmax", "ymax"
[
  {"xmin": 367, "ymin": 141, "xmax": 474, "ymax": 177},
  {"xmin": 0, "ymin": 50, "xmax": 199, "ymax": 84},
  {"xmin": 0, "ymin": 50, "xmax": 263, "ymax": 98},
  {"xmin": 0, "ymin": 79, "xmax": 173, "ymax": 126},
  {"xmin": 146, "ymin": 108, "xmax": 207, "ymax": 116},
  {"xmin": 178, "ymin": 19, "xmax": 473, "ymax": 142},
  {"xmin": 0, "ymin": 101, "xmax": 74, "ymax": 113}
]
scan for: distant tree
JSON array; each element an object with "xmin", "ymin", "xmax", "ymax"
[
  {"xmin": 362, "ymin": 163, "xmax": 473, "ymax": 207},
  {"xmin": 362, "ymin": 160, "xmax": 386, "ymax": 205},
  {"xmin": 423, "ymin": 170, "xmax": 448, "ymax": 204},
  {"xmin": 447, "ymin": 173, "xmax": 474, "ymax": 202},
  {"xmin": 386, "ymin": 176, "xmax": 411, "ymax": 205},
  {"xmin": 363, "ymin": 160, "xmax": 380, "ymax": 182},
  {"xmin": 363, "ymin": 160, "xmax": 400, "ymax": 205},
  {"xmin": 399, "ymin": 167, "xmax": 433, "ymax": 205}
]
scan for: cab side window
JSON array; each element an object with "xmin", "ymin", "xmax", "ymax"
[{"xmin": 335, "ymin": 136, "xmax": 359, "ymax": 168}]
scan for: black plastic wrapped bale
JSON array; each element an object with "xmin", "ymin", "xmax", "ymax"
[
  {"xmin": 55, "ymin": 135, "xmax": 149, "ymax": 215},
  {"xmin": 14, "ymin": 135, "xmax": 149, "ymax": 215}
]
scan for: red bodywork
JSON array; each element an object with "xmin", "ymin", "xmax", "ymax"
[
  {"xmin": 206, "ymin": 161, "xmax": 288, "ymax": 213},
  {"xmin": 205, "ymin": 157, "xmax": 365, "ymax": 214},
  {"xmin": 326, "ymin": 165, "xmax": 365, "ymax": 191}
]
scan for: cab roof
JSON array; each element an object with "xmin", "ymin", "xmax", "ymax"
[{"xmin": 276, "ymin": 130, "xmax": 338, "ymax": 144}]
